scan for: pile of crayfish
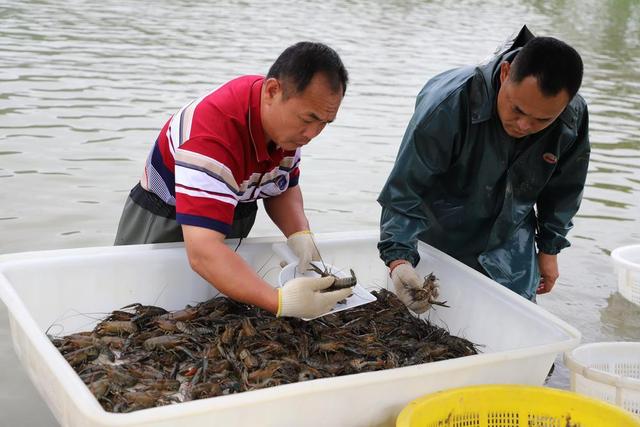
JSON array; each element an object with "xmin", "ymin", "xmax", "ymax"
[{"xmin": 50, "ymin": 289, "xmax": 478, "ymax": 413}]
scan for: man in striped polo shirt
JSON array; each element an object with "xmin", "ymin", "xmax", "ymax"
[{"xmin": 114, "ymin": 42, "xmax": 352, "ymax": 319}]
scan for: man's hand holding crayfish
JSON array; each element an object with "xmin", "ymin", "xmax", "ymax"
[
  {"xmin": 388, "ymin": 260, "xmax": 447, "ymax": 314},
  {"xmin": 277, "ymin": 275, "xmax": 353, "ymax": 318},
  {"xmin": 277, "ymin": 230, "xmax": 352, "ymax": 319}
]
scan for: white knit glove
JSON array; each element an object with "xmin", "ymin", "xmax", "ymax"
[
  {"xmin": 286, "ymin": 230, "xmax": 321, "ymax": 274},
  {"xmin": 277, "ymin": 276, "xmax": 352, "ymax": 319},
  {"xmin": 391, "ymin": 263, "xmax": 435, "ymax": 314}
]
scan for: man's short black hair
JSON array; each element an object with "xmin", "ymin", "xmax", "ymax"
[
  {"xmin": 267, "ymin": 41, "xmax": 348, "ymax": 97},
  {"xmin": 510, "ymin": 36, "xmax": 583, "ymax": 98}
]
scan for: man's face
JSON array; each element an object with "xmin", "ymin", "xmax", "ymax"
[
  {"xmin": 261, "ymin": 73, "xmax": 343, "ymax": 151},
  {"xmin": 496, "ymin": 61, "xmax": 570, "ymax": 138}
]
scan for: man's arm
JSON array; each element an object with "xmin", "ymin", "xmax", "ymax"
[
  {"xmin": 535, "ymin": 103, "xmax": 590, "ymax": 293},
  {"xmin": 182, "ymin": 224, "xmax": 351, "ymax": 318},
  {"xmin": 264, "ymin": 185, "xmax": 322, "ymax": 273},
  {"xmin": 537, "ymin": 252, "xmax": 559, "ymax": 294},
  {"xmin": 182, "ymin": 225, "xmax": 279, "ymax": 313},
  {"xmin": 263, "ymin": 185, "xmax": 309, "ymax": 237},
  {"xmin": 377, "ymin": 114, "xmax": 460, "ymax": 313},
  {"xmin": 378, "ymin": 100, "xmax": 460, "ymax": 267}
]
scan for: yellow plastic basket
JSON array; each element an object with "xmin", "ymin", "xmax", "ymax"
[{"xmin": 396, "ymin": 385, "xmax": 640, "ymax": 427}]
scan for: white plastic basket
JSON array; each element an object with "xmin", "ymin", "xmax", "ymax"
[
  {"xmin": 565, "ymin": 342, "xmax": 640, "ymax": 415},
  {"xmin": 0, "ymin": 231, "xmax": 581, "ymax": 427},
  {"xmin": 611, "ymin": 244, "xmax": 640, "ymax": 306}
]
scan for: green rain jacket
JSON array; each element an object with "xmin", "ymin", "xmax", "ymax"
[{"xmin": 377, "ymin": 27, "xmax": 590, "ymax": 299}]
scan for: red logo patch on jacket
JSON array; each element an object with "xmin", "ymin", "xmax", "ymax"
[{"xmin": 542, "ymin": 152, "xmax": 558, "ymax": 164}]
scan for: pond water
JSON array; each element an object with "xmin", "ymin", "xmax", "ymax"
[{"xmin": 1, "ymin": 0, "xmax": 639, "ymax": 424}]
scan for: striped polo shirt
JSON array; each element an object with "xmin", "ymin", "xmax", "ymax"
[{"xmin": 140, "ymin": 75, "xmax": 301, "ymax": 236}]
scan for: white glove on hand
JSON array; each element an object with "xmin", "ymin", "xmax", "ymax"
[
  {"xmin": 286, "ymin": 230, "xmax": 321, "ymax": 274},
  {"xmin": 391, "ymin": 263, "xmax": 434, "ymax": 314},
  {"xmin": 277, "ymin": 276, "xmax": 352, "ymax": 319}
]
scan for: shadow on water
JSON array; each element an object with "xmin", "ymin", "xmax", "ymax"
[{"xmin": 600, "ymin": 292, "xmax": 640, "ymax": 340}]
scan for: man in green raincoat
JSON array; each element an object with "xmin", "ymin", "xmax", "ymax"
[{"xmin": 378, "ymin": 26, "xmax": 590, "ymax": 313}]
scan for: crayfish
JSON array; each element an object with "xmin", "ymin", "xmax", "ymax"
[
  {"xmin": 308, "ymin": 263, "xmax": 357, "ymax": 293},
  {"xmin": 408, "ymin": 272, "xmax": 449, "ymax": 308}
]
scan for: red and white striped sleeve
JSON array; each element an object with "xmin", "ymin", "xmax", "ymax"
[{"xmin": 174, "ymin": 136, "xmax": 241, "ymax": 236}]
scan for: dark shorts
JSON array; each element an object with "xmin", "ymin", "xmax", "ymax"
[{"xmin": 114, "ymin": 183, "xmax": 257, "ymax": 245}]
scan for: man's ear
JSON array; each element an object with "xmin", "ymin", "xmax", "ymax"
[
  {"xmin": 263, "ymin": 78, "xmax": 281, "ymax": 104},
  {"xmin": 499, "ymin": 61, "xmax": 511, "ymax": 85}
]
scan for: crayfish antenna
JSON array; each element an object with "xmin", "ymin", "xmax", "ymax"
[{"xmin": 310, "ymin": 233, "xmax": 329, "ymax": 273}]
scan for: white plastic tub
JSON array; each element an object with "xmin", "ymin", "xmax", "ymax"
[
  {"xmin": 611, "ymin": 244, "xmax": 640, "ymax": 306},
  {"xmin": 565, "ymin": 342, "xmax": 640, "ymax": 415},
  {"xmin": 0, "ymin": 231, "xmax": 580, "ymax": 427}
]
